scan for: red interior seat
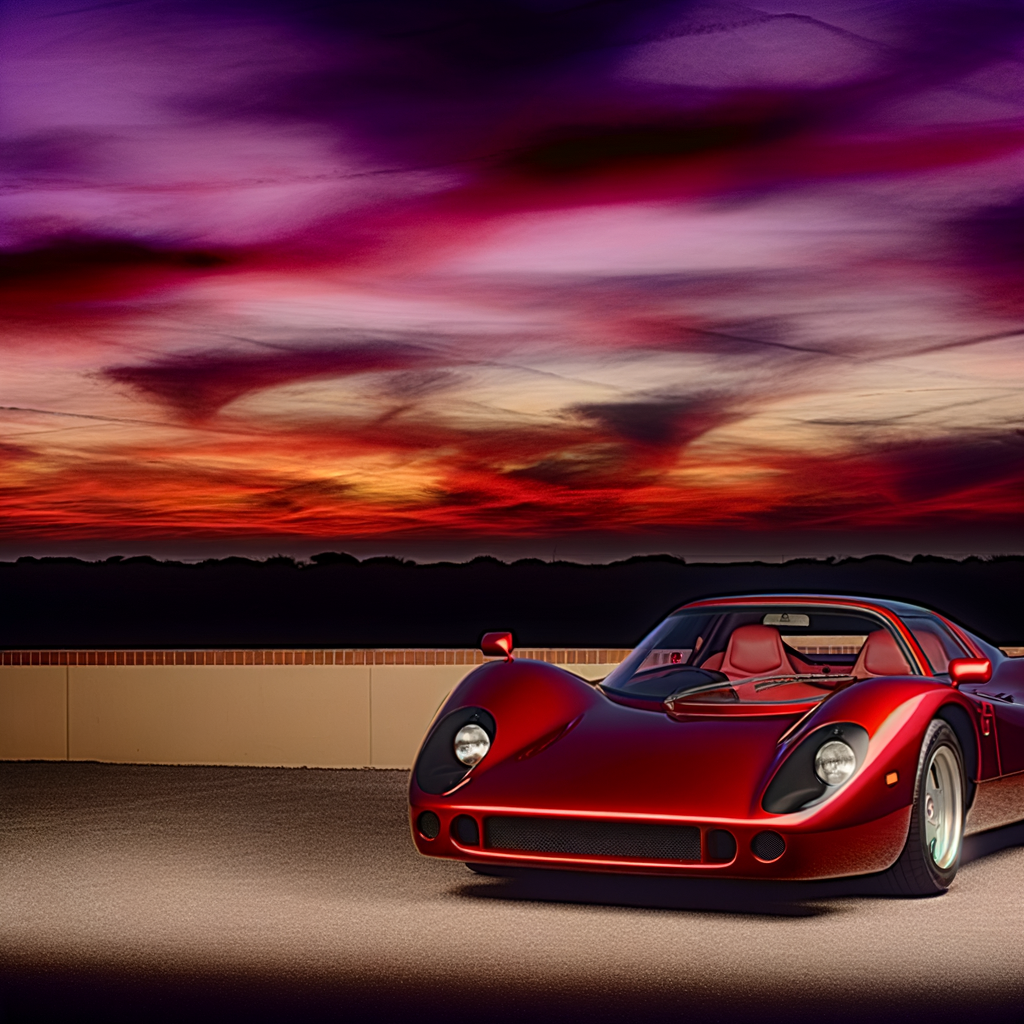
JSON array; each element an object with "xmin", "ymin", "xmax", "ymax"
[
  {"xmin": 715, "ymin": 624, "xmax": 796, "ymax": 680},
  {"xmin": 851, "ymin": 630, "xmax": 913, "ymax": 678}
]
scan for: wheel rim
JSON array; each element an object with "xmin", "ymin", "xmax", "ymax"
[{"xmin": 923, "ymin": 744, "xmax": 963, "ymax": 870}]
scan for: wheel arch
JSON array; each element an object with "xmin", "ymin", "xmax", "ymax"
[{"xmin": 935, "ymin": 703, "xmax": 977, "ymax": 809}]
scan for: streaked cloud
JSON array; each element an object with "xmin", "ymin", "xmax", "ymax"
[{"xmin": 1, "ymin": 0, "xmax": 1023, "ymax": 555}]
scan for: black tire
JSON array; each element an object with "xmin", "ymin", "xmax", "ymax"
[{"xmin": 884, "ymin": 720, "xmax": 966, "ymax": 896}]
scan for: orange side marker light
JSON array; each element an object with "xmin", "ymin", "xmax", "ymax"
[{"xmin": 885, "ymin": 771, "xmax": 899, "ymax": 787}]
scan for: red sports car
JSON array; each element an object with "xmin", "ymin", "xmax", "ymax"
[{"xmin": 409, "ymin": 594, "xmax": 1024, "ymax": 895}]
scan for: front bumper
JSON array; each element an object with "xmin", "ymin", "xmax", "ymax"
[{"xmin": 409, "ymin": 800, "xmax": 913, "ymax": 881}]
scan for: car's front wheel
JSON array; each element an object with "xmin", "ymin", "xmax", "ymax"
[{"xmin": 885, "ymin": 719, "xmax": 965, "ymax": 896}]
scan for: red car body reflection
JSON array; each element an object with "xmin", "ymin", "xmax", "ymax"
[{"xmin": 409, "ymin": 595, "xmax": 1024, "ymax": 894}]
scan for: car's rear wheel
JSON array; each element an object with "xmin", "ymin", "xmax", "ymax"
[{"xmin": 885, "ymin": 719, "xmax": 965, "ymax": 896}]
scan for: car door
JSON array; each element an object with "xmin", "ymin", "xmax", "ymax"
[
  {"xmin": 903, "ymin": 615, "xmax": 1007, "ymax": 779},
  {"xmin": 980, "ymin": 654, "xmax": 1024, "ymax": 777}
]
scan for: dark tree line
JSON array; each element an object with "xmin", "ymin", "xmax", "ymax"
[{"xmin": 2, "ymin": 553, "xmax": 1022, "ymax": 649}]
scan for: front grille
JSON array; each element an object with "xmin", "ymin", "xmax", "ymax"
[{"xmin": 484, "ymin": 816, "xmax": 701, "ymax": 861}]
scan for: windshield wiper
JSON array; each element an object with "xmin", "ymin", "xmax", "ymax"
[
  {"xmin": 663, "ymin": 679, "xmax": 738, "ymax": 704},
  {"xmin": 753, "ymin": 673, "xmax": 855, "ymax": 691}
]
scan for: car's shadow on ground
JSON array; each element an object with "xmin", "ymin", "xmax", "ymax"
[
  {"xmin": 961, "ymin": 819, "xmax": 1024, "ymax": 864},
  {"xmin": 455, "ymin": 820, "xmax": 1024, "ymax": 918},
  {"xmin": 457, "ymin": 871, "xmax": 836, "ymax": 916}
]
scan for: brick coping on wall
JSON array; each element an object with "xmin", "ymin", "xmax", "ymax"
[
  {"xmin": 0, "ymin": 648, "xmax": 634, "ymax": 667},
  {"xmin": 3, "ymin": 646, "xmax": 1020, "ymax": 667}
]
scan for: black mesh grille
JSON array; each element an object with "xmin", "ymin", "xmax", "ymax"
[
  {"xmin": 484, "ymin": 816, "xmax": 700, "ymax": 861},
  {"xmin": 751, "ymin": 830, "xmax": 786, "ymax": 861},
  {"xmin": 417, "ymin": 811, "xmax": 440, "ymax": 839}
]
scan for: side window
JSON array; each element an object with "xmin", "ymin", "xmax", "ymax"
[{"xmin": 903, "ymin": 616, "xmax": 968, "ymax": 674}]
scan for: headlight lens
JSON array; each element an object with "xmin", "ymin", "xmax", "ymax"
[
  {"xmin": 814, "ymin": 739, "xmax": 856, "ymax": 786},
  {"xmin": 454, "ymin": 723, "xmax": 491, "ymax": 766}
]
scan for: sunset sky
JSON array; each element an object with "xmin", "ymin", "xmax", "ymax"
[{"xmin": 2, "ymin": 0, "xmax": 1024, "ymax": 560}]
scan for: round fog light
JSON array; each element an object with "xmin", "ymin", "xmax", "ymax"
[
  {"xmin": 814, "ymin": 739, "xmax": 856, "ymax": 786},
  {"xmin": 454, "ymin": 723, "xmax": 491, "ymax": 766},
  {"xmin": 752, "ymin": 830, "xmax": 786, "ymax": 862},
  {"xmin": 417, "ymin": 811, "xmax": 440, "ymax": 839}
]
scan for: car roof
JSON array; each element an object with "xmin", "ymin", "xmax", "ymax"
[{"xmin": 677, "ymin": 593, "xmax": 935, "ymax": 616}]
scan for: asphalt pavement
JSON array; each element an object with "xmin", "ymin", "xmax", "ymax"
[{"xmin": 1, "ymin": 762, "xmax": 1021, "ymax": 1023}]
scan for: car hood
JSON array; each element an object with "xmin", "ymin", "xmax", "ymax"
[{"xmin": 460, "ymin": 697, "xmax": 798, "ymax": 821}]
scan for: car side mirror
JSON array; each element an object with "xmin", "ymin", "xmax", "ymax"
[
  {"xmin": 948, "ymin": 658, "xmax": 992, "ymax": 686},
  {"xmin": 481, "ymin": 631, "xmax": 514, "ymax": 661}
]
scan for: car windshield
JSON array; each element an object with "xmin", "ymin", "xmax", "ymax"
[{"xmin": 600, "ymin": 605, "xmax": 916, "ymax": 704}]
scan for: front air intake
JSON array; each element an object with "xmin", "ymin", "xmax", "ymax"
[
  {"xmin": 484, "ymin": 816, "xmax": 700, "ymax": 861},
  {"xmin": 705, "ymin": 829, "xmax": 737, "ymax": 862},
  {"xmin": 417, "ymin": 811, "xmax": 441, "ymax": 839},
  {"xmin": 451, "ymin": 814, "xmax": 480, "ymax": 846},
  {"xmin": 751, "ymin": 830, "xmax": 786, "ymax": 861}
]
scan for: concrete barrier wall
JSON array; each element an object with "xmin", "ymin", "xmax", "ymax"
[
  {"xmin": 8, "ymin": 646, "xmax": 1019, "ymax": 769},
  {"xmin": 0, "ymin": 667, "xmax": 67, "ymax": 761},
  {"xmin": 68, "ymin": 666, "xmax": 374, "ymax": 768},
  {"xmin": 0, "ymin": 652, "xmax": 622, "ymax": 769}
]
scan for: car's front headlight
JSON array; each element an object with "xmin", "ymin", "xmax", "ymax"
[
  {"xmin": 763, "ymin": 724, "xmax": 868, "ymax": 813},
  {"xmin": 814, "ymin": 739, "xmax": 857, "ymax": 786},
  {"xmin": 454, "ymin": 723, "xmax": 491, "ymax": 766}
]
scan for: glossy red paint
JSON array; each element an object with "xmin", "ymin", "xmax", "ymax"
[
  {"xmin": 410, "ymin": 594, "xmax": 1024, "ymax": 884},
  {"xmin": 949, "ymin": 658, "xmax": 993, "ymax": 685},
  {"xmin": 480, "ymin": 631, "xmax": 515, "ymax": 660}
]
